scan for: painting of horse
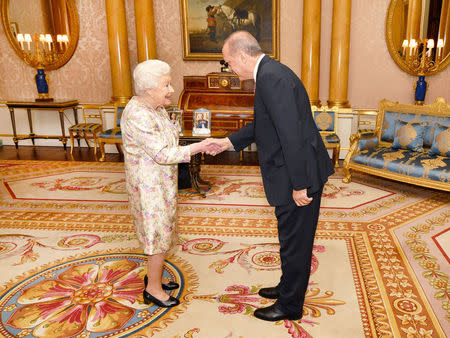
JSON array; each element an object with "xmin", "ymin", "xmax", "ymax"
[
  {"xmin": 217, "ymin": 5, "xmax": 260, "ymax": 40},
  {"xmin": 181, "ymin": 0, "xmax": 279, "ymax": 61}
]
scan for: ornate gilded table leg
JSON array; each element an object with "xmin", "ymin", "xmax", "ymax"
[
  {"xmin": 58, "ymin": 109, "xmax": 67, "ymax": 150},
  {"xmin": 8, "ymin": 107, "xmax": 19, "ymax": 149},
  {"xmin": 26, "ymin": 108, "xmax": 36, "ymax": 145},
  {"xmin": 73, "ymin": 107, "xmax": 80, "ymax": 146}
]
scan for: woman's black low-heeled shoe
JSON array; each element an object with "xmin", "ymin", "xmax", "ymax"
[
  {"xmin": 144, "ymin": 275, "xmax": 180, "ymax": 291},
  {"xmin": 143, "ymin": 290, "xmax": 180, "ymax": 307},
  {"xmin": 162, "ymin": 281, "xmax": 179, "ymax": 290}
]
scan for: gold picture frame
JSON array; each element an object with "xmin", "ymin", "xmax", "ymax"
[{"xmin": 180, "ymin": 0, "xmax": 279, "ymax": 61}]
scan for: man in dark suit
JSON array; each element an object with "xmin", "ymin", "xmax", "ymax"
[{"xmin": 209, "ymin": 31, "xmax": 334, "ymax": 322}]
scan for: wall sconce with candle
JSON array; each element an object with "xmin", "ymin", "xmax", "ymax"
[
  {"xmin": 401, "ymin": 38, "xmax": 445, "ymax": 104},
  {"xmin": 16, "ymin": 32, "xmax": 69, "ymax": 101}
]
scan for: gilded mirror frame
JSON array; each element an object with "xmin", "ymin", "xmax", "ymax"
[
  {"xmin": 1, "ymin": 0, "xmax": 79, "ymax": 71},
  {"xmin": 385, "ymin": 0, "xmax": 450, "ymax": 76}
]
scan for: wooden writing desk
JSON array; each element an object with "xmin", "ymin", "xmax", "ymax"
[
  {"xmin": 6, "ymin": 100, "xmax": 79, "ymax": 150},
  {"xmin": 179, "ymin": 72, "xmax": 254, "ymax": 161},
  {"xmin": 179, "ymin": 72, "xmax": 254, "ymax": 133},
  {"xmin": 179, "ymin": 130, "xmax": 228, "ymax": 197}
]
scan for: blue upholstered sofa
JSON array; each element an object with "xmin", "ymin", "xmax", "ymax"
[{"xmin": 343, "ymin": 97, "xmax": 450, "ymax": 191}]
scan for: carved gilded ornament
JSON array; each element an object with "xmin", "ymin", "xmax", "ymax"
[{"xmin": 220, "ymin": 78, "xmax": 230, "ymax": 88}]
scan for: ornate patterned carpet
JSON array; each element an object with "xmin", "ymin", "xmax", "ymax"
[{"xmin": 0, "ymin": 160, "xmax": 448, "ymax": 338}]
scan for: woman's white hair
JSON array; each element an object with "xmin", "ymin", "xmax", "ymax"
[{"xmin": 133, "ymin": 59, "xmax": 171, "ymax": 95}]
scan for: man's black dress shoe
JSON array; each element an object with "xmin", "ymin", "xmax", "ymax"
[
  {"xmin": 143, "ymin": 290, "xmax": 180, "ymax": 307},
  {"xmin": 254, "ymin": 304, "xmax": 302, "ymax": 322},
  {"xmin": 144, "ymin": 275, "xmax": 180, "ymax": 290},
  {"xmin": 258, "ymin": 287, "xmax": 279, "ymax": 299}
]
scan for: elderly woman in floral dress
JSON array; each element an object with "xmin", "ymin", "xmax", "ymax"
[{"xmin": 121, "ymin": 60, "xmax": 218, "ymax": 308}]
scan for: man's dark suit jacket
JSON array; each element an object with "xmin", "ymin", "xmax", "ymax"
[{"xmin": 229, "ymin": 55, "xmax": 334, "ymax": 206}]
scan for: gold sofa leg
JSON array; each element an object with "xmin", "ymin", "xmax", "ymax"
[
  {"xmin": 342, "ymin": 152, "xmax": 352, "ymax": 183},
  {"xmin": 342, "ymin": 165, "xmax": 352, "ymax": 183}
]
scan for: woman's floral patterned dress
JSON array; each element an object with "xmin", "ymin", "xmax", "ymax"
[{"xmin": 121, "ymin": 97, "xmax": 191, "ymax": 255}]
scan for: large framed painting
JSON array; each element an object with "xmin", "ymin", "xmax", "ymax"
[{"xmin": 180, "ymin": 0, "xmax": 279, "ymax": 61}]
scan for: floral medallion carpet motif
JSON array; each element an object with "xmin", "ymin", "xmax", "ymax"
[{"xmin": 0, "ymin": 160, "xmax": 448, "ymax": 338}]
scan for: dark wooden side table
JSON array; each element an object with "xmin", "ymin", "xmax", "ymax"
[
  {"xmin": 6, "ymin": 100, "xmax": 79, "ymax": 150},
  {"xmin": 179, "ymin": 130, "xmax": 229, "ymax": 197}
]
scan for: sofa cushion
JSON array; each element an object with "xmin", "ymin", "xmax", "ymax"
[
  {"xmin": 392, "ymin": 120, "xmax": 427, "ymax": 152},
  {"xmin": 381, "ymin": 111, "xmax": 449, "ymax": 147},
  {"xmin": 352, "ymin": 147, "xmax": 449, "ymax": 183},
  {"xmin": 423, "ymin": 123, "xmax": 436, "ymax": 148},
  {"xmin": 381, "ymin": 112, "xmax": 410, "ymax": 142},
  {"xmin": 358, "ymin": 136, "xmax": 379, "ymax": 151},
  {"xmin": 422, "ymin": 117, "xmax": 449, "ymax": 147},
  {"xmin": 429, "ymin": 123, "xmax": 450, "ymax": 157}
]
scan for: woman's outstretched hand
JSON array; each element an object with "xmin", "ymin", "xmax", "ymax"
[
  {"xmin": 189, "ymin": 138, "xmax": 232, "ymax": 156},
  {"xmin": 203, "ymin": 138, "xmax": 233, "ymax": 155}
]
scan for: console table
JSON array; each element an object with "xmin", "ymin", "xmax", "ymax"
[
  {"xmin": 6, "ymin": 100, "xmax": 79, "ymax": 150},
  {"xmin": 179, "ymin": 130, "xmax": 228, "ymax": 197}
]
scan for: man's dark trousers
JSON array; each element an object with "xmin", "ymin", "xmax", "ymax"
[{"xmin": 274, "ymin": 187, "xmax": 324, "ymax": 316}]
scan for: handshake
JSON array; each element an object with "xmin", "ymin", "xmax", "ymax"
[{"xmin": 190, "ymin": 138, "xmax": 233, "ymax": 156}]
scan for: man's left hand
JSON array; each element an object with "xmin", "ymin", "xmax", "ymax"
[{"xmin": 292, "ymin": 189, "xmax": 312, "ymax": 207}]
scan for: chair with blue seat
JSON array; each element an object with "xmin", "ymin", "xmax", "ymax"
[
  {"xmin": 98, "ymin": 103, "xmax": 126, "ymax": 162},
  {"xmin": 312, "ymin": 106, "xmax": 340, "ymax": 167},
  {"xmin": 69, "ymin": 104, "xmax": 103, "ymax": 157}
]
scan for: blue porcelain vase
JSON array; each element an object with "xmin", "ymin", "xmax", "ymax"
[
  {"xmin": 35, "ymin": 68, "xmax": 49, "ymax": 94},
  {"xmin": 414, "ymin": 76, "xmax": 427, "ymax": 104}
]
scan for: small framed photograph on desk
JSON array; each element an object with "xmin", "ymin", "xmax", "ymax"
[
  {"xmin": 193, "ymin": 108, "xmax": 211, "ymax": 135},
  {"xmin": 167, "ymin": 106, "xmax": 183, "ymax": 135}
]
